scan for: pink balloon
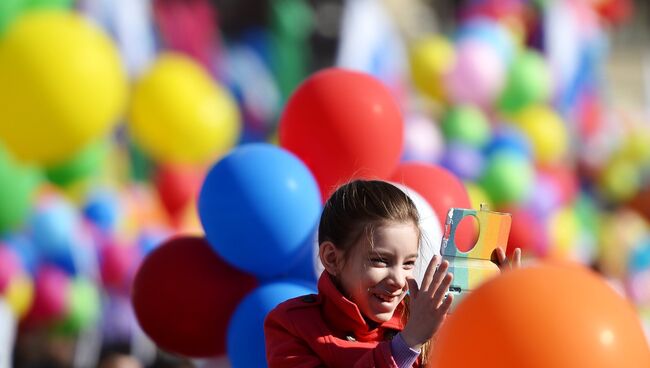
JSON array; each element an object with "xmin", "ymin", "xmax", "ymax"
[
  {"xmin": 25, "ymin": 266, "xmax": 70, "ymax": 326},
  {"xmin": 0, "ymin": 245, "xmax": 21, "ymax": 292},
  {"xmin": 445, "ymin": 40, "xmax": 505, "ymax": 107}
]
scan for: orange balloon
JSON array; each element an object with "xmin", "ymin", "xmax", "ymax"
[{"xmin": 428, "ymin": 263, "xmax": 650, "ymax": 368}]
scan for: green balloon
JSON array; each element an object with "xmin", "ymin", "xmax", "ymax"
[
  {"xmin": 442, "ymin": 105, "xmax": 491, "ymax": 148},
  {"xmin": 45, "ymin": 140, "xmax": 108, "ymax": 187},
  {"xmin": 0, "ymin": 145, "xmax": 41, "ymax": 235},
  {"xmin": 499, "ymin": 51, "xmax": 551, "ymax": 113},
  {"xmin": 480, "ymin": 151, "xmax": 534, "ymax": 206},
  {"xmin": 271, "ymin": 0, "xmax": 312, "ymax": 103},
  {"xmin": 23, "ymin": 0, "xmax": 73, "ymax": 10},
  {"xmin": 128, "ymin": 142, "xmax": 154, "ymax": 182},
  {"xmin": 0, "ymin": 0, "xmax": 72, "ymax": 36},
  {"xmin": 55, "ymin": 278, "xmax": 101, "ymax": 335},
  {"xmin": 0, "ymin": 0, "xmax": 25, "ymax": 36}
]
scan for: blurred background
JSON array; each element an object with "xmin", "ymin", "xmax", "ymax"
[{"xmin": 0, "ymin": 0, "xmax": 650, "ymax": 367}]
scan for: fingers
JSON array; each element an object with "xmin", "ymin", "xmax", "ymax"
[
  {"xmin": 423, "ymin": 259, "xmax": 449, "ymax": 296},
  {"xmin": 513, "ymin": 248, "xmax": 522, "ymax": 269},
  {"xmin": 439, "ymin": 293, "xmax": 454, "ymax": 315},
  {"xmin": 406, "ymin": 277, "xmax": 420, "ymax": 299},
  {"xmin": 420, "ymin": 255, "xmax": 442, "ymax": 292},
  {"xmin": 432, "ymin": 272, "xmax": 453, "ymax": 307}
]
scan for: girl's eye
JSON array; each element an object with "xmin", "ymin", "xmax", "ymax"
[
  {"xmin": 403, "ymin": 261, "xmax": 416, "ymax": 270},
  {"xmin": 370, "ymin": 258, "xmax": 387, "ymax": 266}
]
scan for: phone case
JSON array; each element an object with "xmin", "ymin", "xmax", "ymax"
[{"xmin": 441, "ymin": 205, "xmax": 512, "ymax": 312}]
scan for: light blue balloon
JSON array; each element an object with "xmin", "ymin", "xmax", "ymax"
[
  {"xmin": 227, "ymin": 281, "xmax": 317, "ymax": 368},
  {"xmin": 456, "ymin": 17, "xmax": 515, "ymax": 65},
  {"xmin": 30, "ymin": 198, "xmax": 78, "ymax": 261},
  {"xmin": 198, "ymin": 143, "xmax": 321, "ymax": 278}
]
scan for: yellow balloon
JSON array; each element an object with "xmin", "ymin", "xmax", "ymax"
[
  {"xmin": 129, "ymin": 53, "xmax": 241, "ymax": 164},
  {"xmin": 598, "ymin": 210, "xmax": 648, "ymax": 279},
  {"xmin": 408, "ymin": 35, "xmax": 455, "ymax": 103},
  {"xmin": 599, "ymin": 158, "xmax": 641, "ymax": 202},
  {"xmin": 513, "ymin": 105, "xmax": 569, "ymax": 164},
  {"xmin": 464, "ymin": 181, "xmax": 492, "ymax": 210},
  {"xmin": 547, "ymin": 206, "xmax": 581, "ymax": 261},
  {"xmin": 0, "ymin": 11, "xmax": 127, "ymax": 166},
  {"xmin": 5, "ymin": 273, "xmax": 34, "ymax": 319}
]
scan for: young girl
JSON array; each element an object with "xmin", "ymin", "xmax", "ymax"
[{"xmin": 264, "ymin": 180, "xmax": 519, "ymax": 367}]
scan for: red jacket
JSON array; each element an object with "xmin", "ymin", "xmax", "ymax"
[{"xmin": 264, "ymin": 272, "xmax": 421, "ymax": 368}]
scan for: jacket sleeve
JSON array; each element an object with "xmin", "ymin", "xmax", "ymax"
[
  {"xmin": 265, "ymin": 307, "xmax": 400, "ymax": 368},
  {"xmin": 353, "ymin": 340, "xmax": 398, "ymax": 368},
  {"xmin": 264, "ymin": 308, "xmax": 326, "ymax": 368}
]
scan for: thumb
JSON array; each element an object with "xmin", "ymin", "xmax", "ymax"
[{"xmin": 407, "ymin": 277, "xmax": 419, "ymax": 299}]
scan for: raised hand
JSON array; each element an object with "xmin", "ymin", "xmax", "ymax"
[
  {"xmin": 400, "ymin": 255, "xmax": 454, "ymax": 350},
  {"xmin": 491, "ymin": 247, "xmax": 521, "ymax": 271}
]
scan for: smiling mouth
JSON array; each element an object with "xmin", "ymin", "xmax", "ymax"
[{"xmin": 370, "ymin": 289, "xmax": 404, "ymax": 303}]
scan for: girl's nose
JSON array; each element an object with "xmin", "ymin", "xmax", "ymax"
[{"xmin": 387, "ymin": 267, "xmax": 408, "ymax": 289}]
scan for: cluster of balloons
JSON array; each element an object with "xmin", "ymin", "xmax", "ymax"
[{"xmin": 0, "ymin": 0, "xmax": 649, "ymax": 367}]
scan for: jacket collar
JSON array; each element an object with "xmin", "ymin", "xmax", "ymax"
[{"xmin": 318, "ymin": 272, "xmax": 405, "ymax": 342}]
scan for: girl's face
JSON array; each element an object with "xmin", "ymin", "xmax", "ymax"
[{"xmin": 338, "ymin": 221, "xmax": 419, "ymax": 324}]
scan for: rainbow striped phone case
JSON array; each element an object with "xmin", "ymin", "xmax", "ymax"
[{"xmin": 441, "ymin": 205, "xmax": 512, "ymax": 312}]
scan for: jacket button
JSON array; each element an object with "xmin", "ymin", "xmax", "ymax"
[{"xmin": 301, "ymin": 294, "xmax": 317, "ymax": 303}]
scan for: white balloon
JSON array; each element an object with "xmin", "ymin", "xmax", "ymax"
[
  {"xmin": 392, "ymin": 183, "xmax": 443, "ymax": 286},
  {"xmin": 0, "ymin": 298, "xmax": 16, "ymax": 368}
]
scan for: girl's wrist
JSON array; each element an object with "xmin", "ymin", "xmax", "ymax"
[{"xmin": 398, "ymin": 331, "xmax": 423, "ymax": 351}]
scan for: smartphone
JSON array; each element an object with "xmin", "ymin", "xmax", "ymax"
[{"xmin": 441, "ymin": 205, "xmax": 512, "ymax": 312}]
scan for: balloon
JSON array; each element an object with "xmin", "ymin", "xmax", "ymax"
[
  {"xmin": 484, "ymin": 125, "xmax": 532, "ymax": 159},
  {"xmin": 24, "ymin": 265, "xmax": 70, "ymax": 327},
  {"xmin": 505, "ymin": 207, "xmax": 548, "ymax": 258},
  {"xmin": 441, "ymin": 105, "xmax": 491, "ymax": 148},
  {"xmin": 29, "ymin": 196, "xmax": 80, "ymax": 268},
  {"xmin": 83, "ymin": 189, "xmax": 121, "ymax": 234},
  {"xmin": 5, "ymin": 273, "xmax": 33, "ymax": 318},
  {"xmin": 0, "ymin": 11, "xmax": 127, "ymax": 165},
  {"xmin": 154, "ymin": 163, "xmax": 205, "ymax": 224},
  {"xmin": 0, "ymin": 246, "xmax": 21, "ymax": 292},
  {"xmin": 128, "ymin": 53, "xmax": 241, "ymax": 164},
  {"xmin": 45, "ymin": 140, "xmax": 108, "ymax": 187},
  {"xmin": 444, "ymin": 39, "xmax": 505, "ymax": 107},
  {"xmin": 464, "ymin": 182, "xmax": 492, "ymax": 210},
  {"xmin": 279, "ymin": 68, "xmax": 403, "ymax": 200},
  {"xmin": 198, "ymin": 144, "xmax": 321, "ymax": 279},
  {"xmin": 498, "ymin": 50, "xmax": 552, "ymax": 113},
  {"xmin": 227, "ymin": 281, "xmax": 316, "ymax": 368},
  {"xmin": 100, "ymin": 242, "xmax": 140, "ymax": 293},
  {"xmin": 55, "ymin": 277, "xmax": 100, "ymax": 335},
  {"xmin": 429, "ymin": 263, "xmax": 650, "ymax": 368},
  {"xmin": 402, "ymin": 112, "xmax": 444, "ymax": 164},
  {"xmin": 132, "ymin": 236, "xmax": 257, "ymax": 357},
  {"xmin": 390, "ymin": 163, "xmax": 476, "ymax": 252},
  {"xmin": 480, "ymin": 150, "xmax": 534, "ymax": 206},
  {"xmin": 440, "ymin": 143, "xmax": 485, "ymax": 181},
  {"xmin": 599, "ymin": 158, "xmax": 641, "ymax": 203},
  {"xmin": 408, "ymin": 35, "xmax": 455, "ymax": 102},
  {"xmin": 455, "ymin": 17, "xmax": 516, "ymax": 65},
  {"xmin": 512, "ymin": 105, "xmax": 569, "ymax": 165},
  {"xmin": 0, "ymin": 147, "xmax": 41, "ymax": 235},
  {"xmin": 0, "ymin": 0, "xmax": 72, "ymax": 36}
]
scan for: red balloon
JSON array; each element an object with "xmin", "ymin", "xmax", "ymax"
[
  {"xmin": 390, "ymin": 163, "xmax": 476, "ymax": 252},
  {"xmin": 154, "ymin": 164, "xmax": 204, "ymax": 225},
  {"xmin": 132, "ymin": 236, "xmax": 257, "ymax": 357},
  {"xmin": 504, "ymin": 207, "xmax": 548, "ymax": 258},
  {"xmin": 279, "ymin": 68, "xmax": 404, "ymax": 200},
  {"xmin": 429, "ymin": 263, "xmax": 650, "ymax": 368}
]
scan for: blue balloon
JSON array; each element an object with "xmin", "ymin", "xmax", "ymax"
[
  {"xmin": 2, "ymin": 233, "xmax": 39, "ymax": 275},
  {"xmin": 227, "ymin": 281, "xmax": 316, "ymax": 368},
  {"xmin": 198, "ymin": 143, "xmax": 321, "ymax": 278},
  {"xmin": 440, "ymin": 143, "xmax": 485, "ymax": 181},
  {"xmin": 484, "ymin": 125, "xmax": 532, "ymax": 159},
  {"xmin": 30, "ymin": 198, "xmax": 78, "ymax": 262},
  {"xmin": 83, "ymin": 189, "xmax": 120, "ymax": 233}
]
